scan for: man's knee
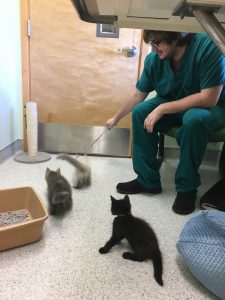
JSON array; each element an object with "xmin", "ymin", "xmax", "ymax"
[
  {"xmin": 132, "ymin": 101, "xmax": 155, "ymax": 122},
  {"xmin": 182, "ymin": 108, "xmax": 210, "ymax": 129},
  {"xmin": 176, "ymin": 108, "xmax": 212, "ymax": 143}
]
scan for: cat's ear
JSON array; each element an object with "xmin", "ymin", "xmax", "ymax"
[
  {"xmin": 45, "ymin": 168, "xmax": 50, "ymax": 177},
  {"xmin": 110, "ymin": 195, "xmax": 116, "ymax": 202},
  {"xmin": 124, "ymin": 195, "xmax": 130, "ymax": 202},
  {"xmin": 56, "ymin": 168, "xmax": 61, "ymax": 175}
]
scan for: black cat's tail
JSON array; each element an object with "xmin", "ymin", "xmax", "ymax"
[{"xmin": 152, "ymin": 250, "xmax": 163, "ymax": 286}]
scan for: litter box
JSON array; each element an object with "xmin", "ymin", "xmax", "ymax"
[{"xmin": 0, "ymin": 186, "xmax": 48, "ymax": 251}]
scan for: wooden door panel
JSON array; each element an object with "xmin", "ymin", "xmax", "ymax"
[{"xmin": 29, "ymin": 0, "xmax": 142, "ymax": 128}]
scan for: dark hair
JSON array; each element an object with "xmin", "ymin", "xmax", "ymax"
[{"xmin": 143, "ymin": 30, "xmax": 194, "ymax": 46}]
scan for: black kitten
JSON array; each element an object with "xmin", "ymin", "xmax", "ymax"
[
  {"xmin": 45, "ymin": 168, "xmax": 72, "ymax": 215},
  {"xmin": 99, "ymin": 195, "xmax": 163, "ymax": 286}
]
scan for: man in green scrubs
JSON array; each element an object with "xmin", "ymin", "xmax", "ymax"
[{"xmin": 106, "ymin": 31, "xmax": 225, "ymax": 215}]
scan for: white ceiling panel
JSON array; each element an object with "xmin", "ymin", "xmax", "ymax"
[{"xmin": 128, "ymin": 0, "xmax": 181, "ymax": 18}]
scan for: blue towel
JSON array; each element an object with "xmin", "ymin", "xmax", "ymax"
[{"xmin": 177, "ymin": 210, "xmax": 225, "ymax": 300}]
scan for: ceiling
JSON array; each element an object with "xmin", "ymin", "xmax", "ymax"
[
  {"xmin": 71, "ymin": 0, "xmax": 224, "ymax": 31},
  {"xmin": 71, "ymin": 0, "xmax": 225, "ymax": 54}
]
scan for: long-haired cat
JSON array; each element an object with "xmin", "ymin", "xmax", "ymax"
[
  {"xmin": 57, "ymin": 154, "xmax": 91, "ymax": 189},
  {"xmin": 45, "ymin": 167, "xmax": 72, "ymax": 215},
  {"xmin": 99, "ymin": 195, "xmax": 163, "ymax": 286}
]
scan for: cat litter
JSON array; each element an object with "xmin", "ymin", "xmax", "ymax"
[{"xmin": 0, "ymin": 209, "xmax": 31, "ymax": 227}]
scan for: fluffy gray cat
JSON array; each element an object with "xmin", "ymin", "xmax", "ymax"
[
  {"xmin": 57, "ymin": 154, "xmax": 91, "ymax": 188},
  {"xmin": 45, "ymin": 167, "xmax": 72, "ymax": 215}
]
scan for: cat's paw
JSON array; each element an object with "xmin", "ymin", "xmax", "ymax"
[
  {"xmin": 122, "ymin": 252, "xmax": 133, "ymax": 259},
  {"xmin": 99, "ymin": 247, "xmax": 108, "ymax": 254}
]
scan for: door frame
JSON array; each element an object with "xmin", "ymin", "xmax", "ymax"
[{"xmin": 20, "ymin": 0, "xmax": 30, "ymax": 150}]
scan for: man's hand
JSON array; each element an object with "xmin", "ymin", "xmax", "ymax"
[
  {"xmin": 144, "ymin": 106, "xmax": 163, "ymax": 133},
  {"xmin": 106, "ymin": 89, "xmax": 148, "ymax": 130},
  {"xmin": 106, "ymin": 117, "xmax": 118, "ymax": 129}
]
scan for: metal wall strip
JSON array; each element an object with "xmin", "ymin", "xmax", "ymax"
[{"xmin": 38, "ymin": 123, "xmax": 130, "ymax": 157}]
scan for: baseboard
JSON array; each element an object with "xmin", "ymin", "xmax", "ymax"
[
  {"xmin": 0, "ymin": 140, "xmax": 23, "ymax": 164},
  {"xmin": 0, "ymin": 140, "xmax": 220, "ymax": 164}
]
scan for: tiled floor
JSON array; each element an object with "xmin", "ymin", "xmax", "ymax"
[{"xmin": 0, "ymin": 154, "xmax": 221, "ymax": 300}]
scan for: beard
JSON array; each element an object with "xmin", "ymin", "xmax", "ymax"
[{"xmin": 158, "ymin": 41, "xmax": 179, "ymax": 60}]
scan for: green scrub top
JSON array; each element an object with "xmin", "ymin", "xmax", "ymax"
[{"xmin": 136, "ymin": 33, "xmax": 225, "ymax": 106}]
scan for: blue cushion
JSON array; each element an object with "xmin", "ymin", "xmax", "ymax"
[{"xmin": 177, "ymin": 210, "xmax": 225, "ymax": 300}]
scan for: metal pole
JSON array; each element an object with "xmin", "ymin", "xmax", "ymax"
[{"xmin": 193, "ymin": 9, "xmax": 225, "ymax": 55}]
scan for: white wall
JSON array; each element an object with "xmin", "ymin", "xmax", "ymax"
[{"xmin": 0, "ymin": 0, "xmax": 23, "ymax": 151}]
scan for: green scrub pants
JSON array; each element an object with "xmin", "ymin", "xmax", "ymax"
[{"xmin": 132, "ymin": 96, "xmax": 225, "ymax": 194}]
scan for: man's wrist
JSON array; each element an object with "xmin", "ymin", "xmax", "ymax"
[{"xmin": 157, "ymin": 104, "xmax": 165, "ymax": 115}]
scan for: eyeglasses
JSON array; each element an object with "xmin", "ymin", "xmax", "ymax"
[{"xmin": 148, "ymin": 39, "xmax": 164, "ymax": 49}]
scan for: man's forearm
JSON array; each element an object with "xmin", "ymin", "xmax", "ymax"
[
  {"xmin": 114, "ymin": 88, "xmax": 148, "ymax": 122},
  {"xmin": 158, "ymin": 85, "xmax": 223, "ymax": 115}
]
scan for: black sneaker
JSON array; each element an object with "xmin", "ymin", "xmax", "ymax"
[
  {"xmin": 172, "ymin": 192, "xmax": 196, "ymax": 215},
  {"xmin": 116, "ymin": 179, "xmax": 162, "ymax": 194},
  {"xmin": 199, "ymin": 177, "xmax": 225, "ymax": 212}
]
